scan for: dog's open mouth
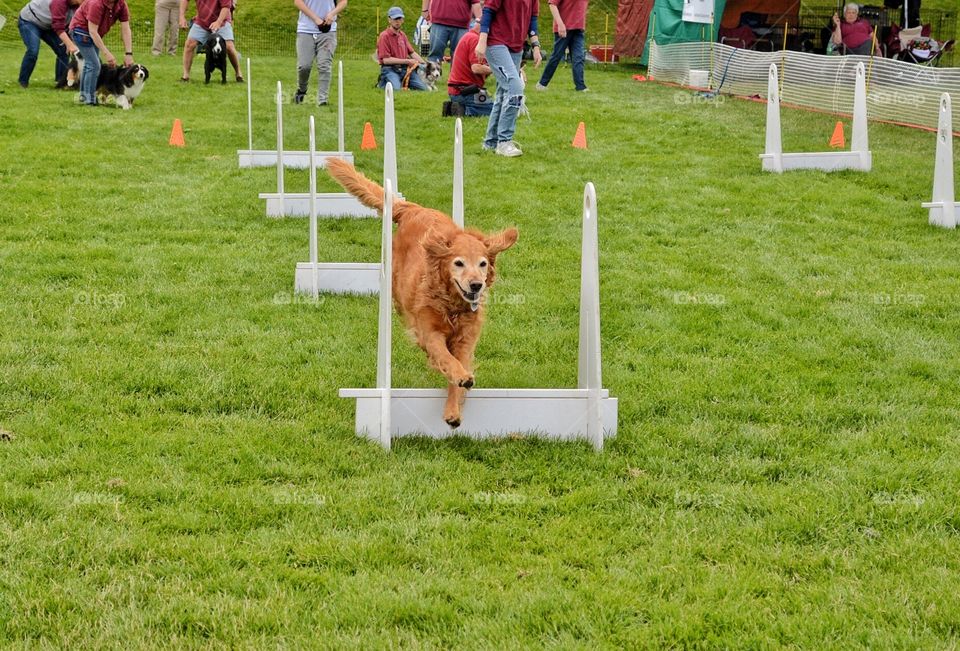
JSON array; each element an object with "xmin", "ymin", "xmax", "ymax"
[{"xmin": 455, "ymin": 282, "xmax": 482, "ymax": 311}]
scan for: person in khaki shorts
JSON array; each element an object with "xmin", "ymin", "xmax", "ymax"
[{"xmin": 152, "ymin": 0, "xmax": 179, "ymax": 55}]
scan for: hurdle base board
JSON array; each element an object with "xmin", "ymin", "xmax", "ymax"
[
  {"xmin": 760, "ymin": 151, "xmax": 872, "ymax": 173},
  {"xmin": 921, "ymin": 201, "xmax": 959, "ymax": 229},
  {"xmin": 295, "ymin": 262, "xmax": 381, "ymax": 294},
  {"xmin": 339, "ymin": 388, "xmax": 618, "ymax": 441},
  {"xmin": 237, "ymin": 149, "xmax": 354, "ymax": 169},
  {"xmin": 259, "ymin": 192, "xmax": 399, "ymax": 218}
]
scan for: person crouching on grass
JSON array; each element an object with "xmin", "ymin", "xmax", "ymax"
[
  {"xmin": 447, "ymin": 22, "xmax": 492, "ymax": 116},
  {"xmin": 179, "ymin": 0, "xmax": 243, "ymax": 82},
  {"xmin": 376, "ymin": 6, "xmax": 429, "ymax": 91},
  {"xmin": 68, "ymin": 0, "xmax": 133, "ymax": 105},
  {"xmin": 475, "ymin": 0, "xmax": 541, "ymax": 157}
]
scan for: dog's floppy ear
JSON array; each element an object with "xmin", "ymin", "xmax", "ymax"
[
  {"xmin": 484, "ymin": 227, "xmax": 518, "ymax": 258},
  {"xmin": 421, "ymin": 228, "xmax": 452, "ymax": 258}
]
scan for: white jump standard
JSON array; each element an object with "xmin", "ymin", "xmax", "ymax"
[
  {"xmin": 760, "ymin": 62, "xmax": 871, "ymax": 173},
  {"xmin": 237, "ymin": 60, "xmax": 353, "ymax": 169},
  {"xmin": 339, "ymin": 183, "xmax": 618, "ymax": 451},
  {"xmin": 922, "ymin": 93, "xmax": 957, "ymax": 229}
]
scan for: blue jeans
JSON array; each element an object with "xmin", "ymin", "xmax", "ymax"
[
  {"xmin": 449, "ymin": 90, "xmax": 492, "ymax": 116},
  {"xmin": 71, "ymin": 28, "xmax": 100, "ymax": 105},
  {"xmin": 428, "ymin": 23, "xmax": 467, "ymax": 63},
  {"xmin": 483, "ymin": 45, "xmax": 523, "ymax": 148},
  {"xmin": 378, "ymin": 65, "xmax": 428, "ymax": 91},
  {"xmin": 538, "ymin": 29, "xmax": 587, "ymax": 90},
  {"xmin": 18, "ymin": 17, "xmax": 69, "ymax": 87}
]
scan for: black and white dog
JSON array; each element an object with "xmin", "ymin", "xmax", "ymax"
[
  {"xmin": 204, "ymin": 34, "xmax": 228, "ymax": 84},
  {"xmin": 95, "ymin": 63, "xmax": 149, "ymax": 109},
  {"xmin": 422, "ymin": 60, "xmax": 442, "ymax": 91}
]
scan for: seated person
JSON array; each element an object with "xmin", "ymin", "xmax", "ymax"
[
  {"xmin": 831, "ymin": 3, "xmax": 878, "ymax": 55},
  {"xmin": 446, "ymin": 22, "xmax": 491, "ymax": 116},
  {"xmin": 376, "ymin": 6, "xmax": 428, "ymax": 91}
]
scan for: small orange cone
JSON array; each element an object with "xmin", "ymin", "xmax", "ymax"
[
  {"xmin": 168, "ymin": 119, "xmax": 185, "ymax": 147},
  {"xmin": 571, "ymin": 121, "xmax": 587, "ymax": 149},
  {"xmin": 360, "ymin": 122, "xmax": 377, "ymax": 150},
  {"xmin": 632, "ymin": 74, "xmax": 648, "ymax": 82},
  {"xmin": 829, "ymin": 121, "xmax": 845, "ymax": 149}
]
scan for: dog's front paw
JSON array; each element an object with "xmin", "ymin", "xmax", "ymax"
[
  {"xmin": 458, "ymin": 375, "xmax": 474, "ymax": 389},
  {"xmin": 444, "ymin": 415, "xmax": 461, "ymax": 428}
]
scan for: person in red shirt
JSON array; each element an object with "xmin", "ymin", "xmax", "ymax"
[
  {"xmin": 831, "ymin": 3, "xmax": 878, "ymax": 55},
  {"xmin": 535, "ymin": 0, "xmax": 589, "ymax": 91},
  {"xmin": 179, "ymin": 0, "xmax": 242, "ymax": 82},
  {"xmin": 475, "ymin": 0, "xmax": 541, "ymax": 157},
  {"xmin": 447, "ymin": 23, "xmax": 491, "ymax": 116},
  {"xmin": 68, "ymin": 0, "xmax": 133, "ymax": 105},
  {"xmin": 377, "ymin": 6, "xmax": 429, "ymax": 91},
  {"xmin": 421, "ymin": 0, "xmax": 480, "ymax": 65}
]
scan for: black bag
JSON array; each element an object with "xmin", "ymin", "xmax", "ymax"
[{"xmin": 441, "ymin": 101, "xmax": 465, "ymax": 117}]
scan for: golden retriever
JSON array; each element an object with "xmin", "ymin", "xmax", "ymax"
[{"xmin": 326, "ymin": 158, "xmax": 518, "ymax": 428}]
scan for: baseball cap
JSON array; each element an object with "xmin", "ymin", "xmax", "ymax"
[{"xmin": 387, "ymin": 6, "xmax": 404, "ymax": 19}]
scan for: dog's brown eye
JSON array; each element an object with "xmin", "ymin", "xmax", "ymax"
[
  {"xmin": 454, "ymin": 260, "xmax": 465, "ymax": 268},
  {"xmin": 479, "ymin": 260, "xmax": 487, "ymax": 268}
]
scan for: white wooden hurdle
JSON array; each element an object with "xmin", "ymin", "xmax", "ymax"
[
  {"xmin": 294, "ymin": 114, "xmax": 465, "ymax": 295},
  {"xmin": 237, "ymin": 60, "xmax": 353, "ymax": 169},
  {"xmin": 760, "ymin": 62, "xmax": 872, "ymax": 173},
  {"xmin": 922, "ymin": 93, "xmax": 958, "ymax": 229},
  {"xmin": 338, "ymin": 182, "xmax": 618, "ymax": 451},
  {"xmin": 260, "ymin": 81, "xmax": 400, "ymax": 218}
]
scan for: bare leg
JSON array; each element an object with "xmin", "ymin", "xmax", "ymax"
[
  {"xmin": 226, "ymin": 41, "xmax": 241, "ymax": 80},
  {"xmin": 182, "ymin": 39, "xmax": 198, "ymax": 79}
]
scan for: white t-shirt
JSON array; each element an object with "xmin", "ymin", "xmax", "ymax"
[{"xmin": 297, "ymin": 0, "xmax": 338, "ymax": 34}]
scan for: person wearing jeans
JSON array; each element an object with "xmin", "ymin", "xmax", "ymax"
[
  {"xmin": 294, "ymin": 0, "xmax": 347, "ymax": 106},
  {"xmin": 17, "ymin": 0, "xmax": 81, "ymax": 88},
  {"xmin": 421, "ymin": 0, "xmax": 480, "ymax": 64},
  {"xmin": 476, "ymin": 0, "xmax": 541, "ymax": 157},
  {"xmin": 376, "ymin": 7, "xmax": 429, "ymax": 91},
  {"xmin": 68, "ymin": 0, "xmax": 133, "ymax": 105},
  {"xmin": 447, "ymin": 25, "xmax": 491, "ymax": 116},
  {"xmin": 536, "ymin": 0, "xmax": 589, "ymax": 91}
]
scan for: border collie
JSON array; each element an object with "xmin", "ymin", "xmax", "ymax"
[
  {"xmin": 204, "ymin": 34, "xmax": 228, "ymax": 84},
  {"xmin": 96, "ymin": 64, "xmax": 149, "ymax": 109}
]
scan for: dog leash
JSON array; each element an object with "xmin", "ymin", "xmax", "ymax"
[{"xmin": 402, "ymin": 63, "xmax": 419, "ymax": 90}]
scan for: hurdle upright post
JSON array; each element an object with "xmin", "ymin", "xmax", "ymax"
[
  {"xmin": 851, "ymin": 62, "xmax": 869, "ymax": 166},
  {"xmin": 578, "ymin": 182, "xmax": 604, "ymax": 451},
  {"xmin": 308, "ymin": 116, "xmax": 319, "ymax": 298},
  {"xmin": 453, "ymin": 118, "xmax": 464, "ymax": 227},
  {"xmin": 922, "ymin": 93, "xmax": 956, "ymax": 229},
  {"xmin": 384, "ymin": 83, "xmax": 397, "ymax": 195},
  {"xmin": 246, "ymin": 58, "xmax": 253, "ymax": 153},
  {"xmin": 338, "ymin": 60, "xmax": 345, "ymax": 154},
  {"xmin": 376, "ymin": 179, "xmax": 395, "ymax": 450},
  {"xmin": 275, "ymin": 81, "xmax": 284, "ymax": 195},
  {"xmin": 763, "ymin": 64, "xmax": 784, "ymax": 173}
]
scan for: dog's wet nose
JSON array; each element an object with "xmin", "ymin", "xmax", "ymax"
[{"xmin": 469, "ymin": 282, "xmax": 483, "ymax": 293}]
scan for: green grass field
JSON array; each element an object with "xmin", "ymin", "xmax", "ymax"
[{"xmin": 2, "ymin": 48, "xmax": 960, "ymax": 647}]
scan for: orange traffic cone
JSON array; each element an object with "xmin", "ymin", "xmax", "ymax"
[
  {"xmin": 829, "ymin": 121, "xmax": 845, "ymax": 149},
  {"xmin": 572, "ymin": 121, "xmax": 587, "ymax": 149},
  {"xmin": 632, "ymin": 74, "xmax": 648, "ymax": 82},
  {"xmin": 168, "ymin": 119, "xmax": 185, "ymax": 147},
  {"xmin": 360, "ymin": 122, "xmax": 377, "ymax": 150}
]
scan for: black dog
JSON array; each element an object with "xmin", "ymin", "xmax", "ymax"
[{"xmin": 204, "ymin": 34, "xmax": 227, "ymax": 84}]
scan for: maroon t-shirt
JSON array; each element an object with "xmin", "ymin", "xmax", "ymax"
[
  {"xmin": 50, "ymin": 0, "xmax": 72, "ymax": 35},
  {"xmin": 192, "ymin": 0, "xmax": 232, "ymax": 30},
  {"xmin": 377, "ymin": 27, "xmax": 415, "ymax": 63},
  {"xmin": 484, "ymin": 0, "xmax": 538, "ymax": 52},
  {"xmin": 447, "ymin": 30, "xmax": 486, "ymax": 94},
  {"xmin": 549, "ymin": 0, "xmax": 587, "ymax": 32},
  {"xmin": 840, "ymin": 18, "xmax": 873, "ymax": 49},
  {"xmin": 69, "ymin": 0, "xmax": 130, "ymax": 36},
  {"xmin": 429, "ymin": 0, "xmax": 475, "ymax": 29}
]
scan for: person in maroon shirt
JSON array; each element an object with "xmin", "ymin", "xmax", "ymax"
[
  {"xmin": 68, "ymin": 0, "xmax": 133, "ymax": 105},
  {"xmin": 376, "ymin": 6, "xmax": 429, "ymax": 91},
  {"xmin": 17, "ymin": 0, "xmax": 83, "ymax": 88},
  {"xmin": 535, "ymin": 0, "xmax": 589, "ymax": 91},
  {"xmin": 447, "ymin": 24, "xmax": 491, "ymax": 116},
  {"xmin": 831, "ymin": 3, "xmax": 878, "ymax": 55},
  {"xmin": 475, "ymin": 0, "xmax": 541, "ymax": 157},
  {"xmin": 421, "ymin": 0, "xmax": 481, "ymax": 65},
  {"xmin": 179, "ymin": 0, "xmax": 242, "ymax": 82}
]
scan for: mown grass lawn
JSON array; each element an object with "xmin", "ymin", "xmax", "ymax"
[{"xmin": 2, "ymin": 49, "xmax": 960, "ymax": 647}]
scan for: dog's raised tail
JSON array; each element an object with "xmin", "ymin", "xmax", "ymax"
[{"xmin": 326, "ymin": 157, "xmax": 403, "ymax": 220}]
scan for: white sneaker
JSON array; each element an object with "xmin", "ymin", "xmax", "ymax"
[
  {"xmin": 495, "ymin": 141, "xmax": 523, "ymax": 157},
  {"xmin": 534, "ymin": 83, "xmax": 548, "ymax": 91}
]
